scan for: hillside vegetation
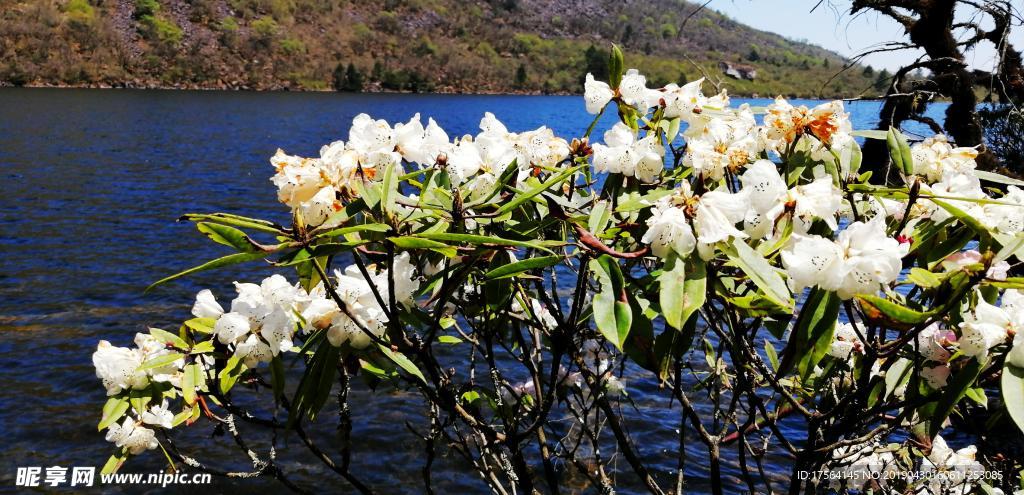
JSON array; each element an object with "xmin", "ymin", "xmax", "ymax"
[{"xmin": 0, "ymin": 0, "xmax": 882, "ymax": 97}]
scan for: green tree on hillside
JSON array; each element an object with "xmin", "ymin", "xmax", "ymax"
[{"xmin": 515, "ymin": 64, "xmax": 527, "ymax": 88}]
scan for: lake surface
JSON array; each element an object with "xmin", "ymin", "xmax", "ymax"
[{"xmin": 0, "ymin": 88, "xmax": 949, "ymax": 493}]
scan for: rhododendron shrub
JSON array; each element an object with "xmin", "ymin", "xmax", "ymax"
[{"xmin": 91, "ymin": 47, "xmax": 1024, "ymax": 494}]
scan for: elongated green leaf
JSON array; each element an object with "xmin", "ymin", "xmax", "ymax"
[
  {"xmin": 723, "ymin": 242, "xmax": 793, "ymax": 312},
  {"xmin": 389, "ymin": 236, "xmax": 457, "ymax": 257},
  {"xmin": 180, "ymin": 213, "xmax": 284, "ymax": 235},
  {"xmin": 196, "ymin": 222, "xmax": 261, "ymax": 253},
  {"xmin": 851, "ymin": 129, "xmax": 889, "ymax": 140},
  {"xmin": 494, "ymin": 165, "xmax": 583, "ymax": 216},
  {"xmin": 380, "ymin": 161, "xmax": 398, "ymax": 216},
  {"xmin": 777, "ymin": 288, "xmax": 840, "ymax": 378},
  {"xmin": 590, "ymin": 255, "xmax": 632, "ymax": 350},
  {"xmin": 314, "ymin": 223, "xmax": 391, "ymax": 239},
  {"xmin": 98, "ymin": 397, "xmax": 130, "ymax": 431},
  {"xmin": 658, "ymin": 256, "xmax": 706, "ymax": 330},
  {"xmin": 182, "ymin": 363, "xmax": 198, "ymax": 405},
  {"xmin": 908, "ymin": 267, "xmax": 942, "ymax": 288},
  {"xmin": 183, "ymin": 317, "xmax": 216, "ymax": 334},
  {"xmin": 149, "ymin": 327, "xmax": 188, "ymax": 349},
  {"xmin": 1002, "ymin": 364, "xmax": 1024, "ymax": 436},
  {"xmin": 855, "ymin": 294, "xmax": 934, "ymax": 328},
  {"xmin": 484, "ymin": 255, "xmax": 563, "ymax": 280},
  {"xmin": 137, "ymin": 352, "xmax": 184, "ymax": 372},
  {"xmin": 377, "ymin": 344, "xmax": 427, "ymax": 384},
  {"xmin": 218, "ymin": 355, "xmax": 246, "ymax": 394},
  {"xmin": 976, "ymin": 170, "xmax": 1024, "ymax": 187},
  {"xmin": 931, "ymin": 198, "xmax": 991, "ymax": 238},
  {"xmin": 146, "ymin": 252, "xmax": 267, "ymax": 293},
  {"xmin": 418, "ymin": 232, "xmax": 556, "ymax": 254},
  {"xmin": 101, "ymin": 451, "xmax": 127, "ymax": 475},
  {"xmin": 886, "ymin": 127, "xmax": 914, "ymax": 176}
]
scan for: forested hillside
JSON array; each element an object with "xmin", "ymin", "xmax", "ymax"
[{"xmin": 0, "ymin": 0, "xmax": 883, "ymax": 96}]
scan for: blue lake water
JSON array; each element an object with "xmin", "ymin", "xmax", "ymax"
[{"xmin": 0, "ymin": 88, "xmax": 949, "ymax": 493}]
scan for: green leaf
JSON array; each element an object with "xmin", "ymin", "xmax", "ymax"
[
  {"xmin": 180, "ymin": 213, "xmax": 284, "ymax": 235},
  {"xmin": 380, "ymin": 161, "xmax": 398, "ymax": 216},
  {"xmin": 149, "ymin": 327, "xmax": 188, "ymax": 349},
  {"xmin": 764, "ymin": 340, "xmax": 779, "ymax": 372},
  {"xmin": 1002, "ymin": 364, "xmax": 1024, "ymax": 436},
  {"xmin": 314, "ymin": 223, "xmax": 391, "ymax": 239},
  {"xmin": 183, "ymin": 317, "xmax": 216, "ymax": 334},
  {"xmin": 722, "ymin": 242, "xmax": 793, "ymax": 312},
  {"xmin": 930, "ymin": 198, "xmax": 991, "ymax": 239},
  {"xmin": 658, "ymin": 255, "xmax": 706, "ymax": 330},
  {"xmin": 182, "ymin": 363, "xmax": 198, "ymax": 405},
  {"xmin": 855, "ymin": 294, "xmax": 934, "ymax": 328},
  {"xmin": 907, "ymin": 267, "xmax": 942, "ymax": 289},
  {"xmin": 777, "ymin": 287, "xmax": 840, "ymax": 378},
  {"xmin": 137, "ymin": 352, "xmax": 184, "ymax": 372},
  {"xmin": 886, "ymin": 127, "xmax": 914, "ymax": 176},
  {"xmin": 851, "ymin": 129, "xmax": 889, "ymax": 140},
  {"xmin": 484, "ymin": 255, "xmax": 564, "ymax": 280},
  {"xmin": 493, "ymin": 165, "xmax": 583, "ymax": 216},
  {"xmin": 608, "ymin": 44, "xmax": 625, "ymax": 89},
  {"xmin": 196, "ymin": 222, "xmax": 261, "ymax": 253},
  {"xmin": 101, "ymin": 450, "xmax": 127, "ymax": 475},
  {"xmin": 377, "ymin": 344, "xmax": 427, "ymax": 384},
  {"xmin": 146, "ymin": 252, "xmax": 267, "ymax": 293},
  {"xmin": 418, "ymin": 232, "xmax": 557, "ymax": 254},
  {"xmin": 389, "ymin": 236, "xmax": 457, "ymax": 257},
  {"xmin": 191, "ymin": 340, "xmax": 214, "ymax": 354},
  {"xmin": 98, "ymin": 397, "xmax": 130, "ymax": 431},
  {"xmin": 437, "ymin": 335, "xmax": 462, "ymax": 344},
  {"xmin": 218, "ymin": 354, "xmax": 246, "ymax": 394},
  {"xmin": 590, "ymin": 255, "xmax": 632, "ymax": 350},
  {"xmin": 975, "ymin": 170, "xmax": 1024, "ymax": 187}
]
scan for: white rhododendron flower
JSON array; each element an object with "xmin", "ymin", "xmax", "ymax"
[
  {"xmin": 641, "ymin": 182, "xmax": 749, "ymax": 259},
  {"xmin": 741, "ymin": 159, "xmax": 842, "ymax": 236},
  {"xmin": 959, "ymin": 298, "xmax": 1016, "ymax": 360},
  {"xmin": 105, "ymin": 418, "xmax": 159, "ymax": 455},
  {"xmin": 617, "ymin": 69, "xmax": 658, "ymax": 111},
  {"xmin": 832, "ymin": 217, "xmax": 908, "ymax": 299},
  {"xmin": 914, "ymin": 323, "xmax": 955, "ymax": 388},
  {"xmin": 583, "ymin": 73, "xmax": 613, "ymax": 114},
  {"xmin": 828, "ymin": 322, "xmax": 863, "ymax": 361},
  {"xmin": 781, "ymin": 217, "xmax": 906, "ymax": 298},
  {"xmin": 982, "ymin": 185, "xmax": 1024, "ymax": 233},
  {"xmin": 919, "ymin": 435, "xmax": 986, "ymax": 495},
  {"xmin": 662, "ymin": 78, "xmax": 725, "ymax": 122},
  {"xmin": 191, "ymin": 289, "xmax": 224, "ymax": 319},
  {"xmin": 825, "ymin": 442, "xmax": 899, "ymax": 492},
  {"xmin": 923, "ymin": 173, "xmax": 987, "ymax": 223},
  {"xmin": 780, "ymin": 234, "xmax": 845, "ymax": 293},
  {"xmin": 140, "ymin": 400, "xmax": 174, "ymax": 429},
  {"xmin": 911, "ymin": 135, "xmax": 978, "ymax": 183},
  {"xmin": 93, "ymin": 341, "xmax": 148, "ymax": 396},
  {"xmin": 348, "ymin": 113, "xmax": 397, "ymax": 156},
  {"xmin": 395, "ymin": 113, "xmax": 450, "ymax": 165},
  {"xmin": 684, "ymin": 110, "xmax": 759, "ymax": 180},
  {"xmin": 591, "ymin": 123, "xmax": 664, "ymax": 182},
  {"xmin": 762, "ymin": 97, "xmax": 852, "ymax": 154},
  {"xmin": 641, "ymin": 200, "xmax": 696, "ymax": 259}
]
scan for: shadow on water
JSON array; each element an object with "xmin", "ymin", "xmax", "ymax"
[{"xmin": 0, "ymin": 88, "xmax": 949, "ymax": 493}]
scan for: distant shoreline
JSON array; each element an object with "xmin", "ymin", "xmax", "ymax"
[{"xmin": 0, "ymin": 81, "xmax": 868, "ymax": 101}]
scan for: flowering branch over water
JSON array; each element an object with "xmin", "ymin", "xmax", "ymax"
[{"xmin": 92, "ymin": 46, "xmax": 1024, "ymax": 494}]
